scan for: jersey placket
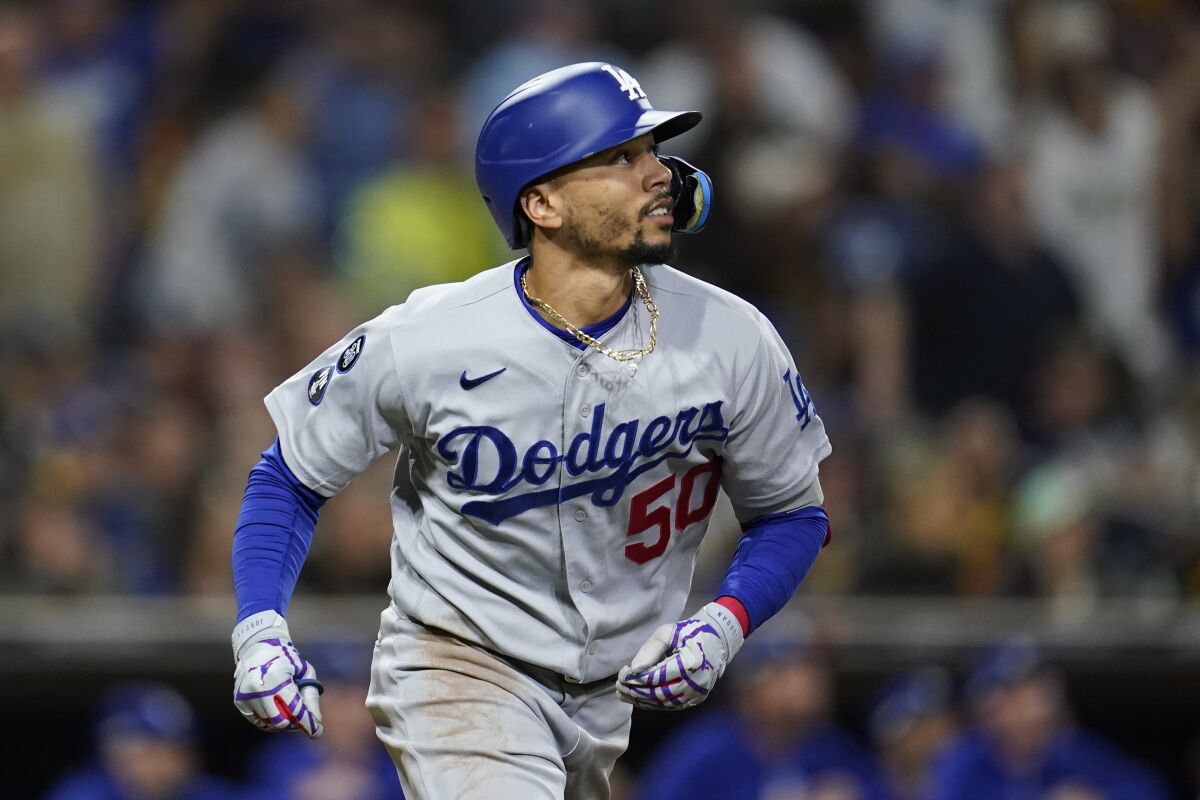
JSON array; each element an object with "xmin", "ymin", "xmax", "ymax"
[
  {"xmin": 555, "ymin": 297, "xmax": 648, "ymax": 682},
  {"xmin": 558, "ymin": 345, "xmax": 611, "ymax": 682}
]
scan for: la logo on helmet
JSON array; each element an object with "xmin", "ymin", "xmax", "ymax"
[{"xmin": 601, "ymin": 64, "xmax": 646, "ymax": 101}]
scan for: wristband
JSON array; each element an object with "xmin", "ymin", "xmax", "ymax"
[
  {"xmin": 232, "ymin": 610, "xmax": 290, "ymax": 659},
  {"xmin": 704, "ymin": 601, "xmax": 745, "ymax": 660}
]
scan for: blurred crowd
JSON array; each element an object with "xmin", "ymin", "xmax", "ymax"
[
  {"xmin": 4, "ymin": 0, "xmax": 1200, "ymax": 608},
  {"xmin": 46, "ymin": 642, "xmax": 1179, "ymax": 799}
]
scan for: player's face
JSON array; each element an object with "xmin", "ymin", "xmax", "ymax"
[{"xmin": 551, "ymin": 133, "xmax": 676, "ymax": 267}]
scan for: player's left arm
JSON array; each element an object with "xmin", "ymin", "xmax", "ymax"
[
  {"xmin": 616, "ymin": 507, "xmax": 828, "ymax": 710},
  {"xmin": 618, "ymin": 313, "xmax": 831, "ymax": 710}
]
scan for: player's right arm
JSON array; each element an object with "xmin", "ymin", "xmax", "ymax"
[{"xmin": 230, "ymin": 312, "xmax": 409, "ymax": 737}]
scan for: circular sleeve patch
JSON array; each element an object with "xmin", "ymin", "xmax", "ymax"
[
  {"xmin": 308, "ymin": 366, "xmax": 334, "ymax": 405},
  {"xmin": 337, "ymin": 334, "xmax": 366, "ymax": 373}
]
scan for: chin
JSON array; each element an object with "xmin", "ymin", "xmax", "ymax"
[{"xmin": 621, "ymin": 236, "xmax": 674, "ymax": 267}]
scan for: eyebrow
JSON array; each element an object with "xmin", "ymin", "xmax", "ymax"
[{"xmin": 595, "ymin": 137, "xmax": 656, "ymax": 163}]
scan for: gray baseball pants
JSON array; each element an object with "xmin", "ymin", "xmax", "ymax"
[{"xmin": 366, "ymin": 606, "xmax": 633, "ymax": 800}]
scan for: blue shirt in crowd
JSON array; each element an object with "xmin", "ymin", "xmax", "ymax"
[
  {"xmin": 930, "ymin": 729, "xmax": 1169, "ymax": 800},
  {"xmin": 638, "ymin": 711, "xmax": 889, "ymax": 800},
  {"xmin": 246, "ymin": 736, "xmax": 405, "ymax": 800},
  {"xmin": 44, "ymin": 764, "xmax": 247, "ymax": 800}
]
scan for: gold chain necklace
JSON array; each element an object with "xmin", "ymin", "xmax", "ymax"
[{"xmin": 521, "ymin": 267, "xmax": 659, "ymax": 362}]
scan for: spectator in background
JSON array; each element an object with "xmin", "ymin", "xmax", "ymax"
[
  {"xmin": 37, "ymin": 0, "xmax": 160, "ymax": 176},
  {"xmin": 461, "ymin": 0, "xmax": 628, "ymax": 154},
  {"xmin": 1009, "ymin": 456, "xmax": 1179, "ymax": 611},
  {"xmin": 856, "ymin": 40, "xmax": 982, "ymax": 186},
  {"xmin": 291, "ymin": 0, "xmax": 446, "ymax": 238},
  {"xmin": 138, "ymin": 38, "xmax": 317, "ymax": 335},
  {"xmin": 868, "ymin": 667, "xmax": 958, "ymax": 800},
  {"xmin": 930, "ymin": 643, "xmax": 1168, "ymax": 800},
  {"xmin": 905, "ymin": 159, "xmax": 1079, "ymax": 429},
  {"xmin": 0, "ymin": 1, "xmax": 102, "ymax": 333},
  {"xmin": 1008, "ymin": 463, "xmax": 1103, "ymax": 613},
  {"xmin": 1016, "ymin": 329, "xmax": 1179, "ymax": 600},
  {"xmin": 939, "ymin": 400, "xmax": 1021, "ymax": 596},
  {"xmin": 114, "ymin": 393, "xmax": 210, "ymax": 580},
  {"xmin": 35, "ymin": 0, "xmax": 163, "ymax": 334},
  {"xmin": 334, "ymin": 88, "xmax": 506, "ymax": 315},
  {"xmin": 8, "ymin": 494, "xmax": 114, "ymax": 594},
  {"xmin": 637, "ymin": 643, "xmax": 888, "ymax": 800},
  {"xmin": 1027, "ymin": 333, "xmax": 1132, "ymax": 456},
  {"xmin": 859, "ymin": 398, "xmax": 1021, "ymax": 597},
  {"xmin": 859, "ymin": 436, "xmax": 968, "ymax": 597},
  {"xmin": 11, "ymin": 340, "xmax": 212, "ymax": 596},
  {"xmin": 246, "ymin": 642, "xmax": 404, "ymax": 800},
  {"xmin": 822, "ymin": 15, "xmax": 986, "ymax": 433},
  {"xmin": 45, "ymin": 682, "xmax": 248, "ymax": 800},
  {"xmin": 1023, "ymin": 0, "xmax": 1174, "ymax": 388},
  {"xmin": 639, "ymin": 0, "xmax": 854, "ymax": 159},
  {"xmin": 863, "ymin": 0, "xmax": 1016, "ymax": 156}
]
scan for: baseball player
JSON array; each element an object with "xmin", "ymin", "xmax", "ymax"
[{"xmin": 230, "ymin": 62, "xmax": 832, "ymax": 800}]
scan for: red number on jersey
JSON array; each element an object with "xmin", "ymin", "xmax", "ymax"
[
  {"xmin": 675, "ymin": 460, "xmax": 721, "ymax": 531},
  {"xmin": 625, "ymin": 460, "xmax": 722, "ymax": 564},
  {"xmin": 624, "ymin": 473, "xmax": 675, "ymax": 565}
]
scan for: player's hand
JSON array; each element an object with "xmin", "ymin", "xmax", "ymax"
[
  {"xmin": 231, "ymin": 611, "xmax": 324, "ymax": 738},
  {"xmin": 616, "ymin": 601, "xmax": 744, "ymax": 710}
]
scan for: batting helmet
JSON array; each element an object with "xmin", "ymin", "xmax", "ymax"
[{"xmin": 475, "ymin": 62, "xmax": 705, "ymax": 248}]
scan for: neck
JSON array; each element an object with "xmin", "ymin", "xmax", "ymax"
[{"xmin": 524, "ymin": 249, "xmax": 633, "ymax": 328}]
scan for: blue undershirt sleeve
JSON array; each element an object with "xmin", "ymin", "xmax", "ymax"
[
  {"xmin": 717, "ymin": 506, "xmax": 828, "ymax": 633},
  {"xmin": 231, "ymin": 438, "xmax": 327, "ymax": 622}
]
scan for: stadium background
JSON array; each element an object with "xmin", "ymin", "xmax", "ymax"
[{"xmin": 2, "ymin": 0, "xmax": 1200, "ymax": 797}]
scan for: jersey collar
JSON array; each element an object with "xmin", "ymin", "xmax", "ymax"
[{"xmin": 513, "ymin": 258, "xmax": 635, "ymax": 351}]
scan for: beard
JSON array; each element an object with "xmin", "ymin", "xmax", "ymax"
[
  {"xmin": 619, "ymin": 230, "xmax": 675, "ymax": 268},
  {"xmin": 563, "ymin": 203, "xmax": 675, "ymax": 270}
]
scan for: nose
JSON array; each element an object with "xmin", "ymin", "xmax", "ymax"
[{"xmin": 643, "ymin": 150, "xmax": 672, "ymax": 192}]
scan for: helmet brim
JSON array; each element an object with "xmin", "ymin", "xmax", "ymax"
[
  {"xmin": 543, "ymin": 108, "xmax": 703, "ymax": 173},
  {"xmin": 639, "ymin": 109, "xmax": 703, "ymax": 144}
]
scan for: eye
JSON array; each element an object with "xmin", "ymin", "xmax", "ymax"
[{"xmin": 612, "ymin": 150, "xmax": 632, "ymax": 165}]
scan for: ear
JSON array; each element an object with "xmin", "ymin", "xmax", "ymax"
[{"xmin": 519, "ymin": 183, "xmax": 563, "ymax": 236}]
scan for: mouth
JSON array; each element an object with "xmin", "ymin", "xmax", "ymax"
[{"xmin": 644, "ymin": 197, "xmax": 674, "ymax": 226}]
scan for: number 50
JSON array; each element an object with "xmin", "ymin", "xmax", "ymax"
[{"xmin": 625, "ymin": 461, "xmax": 721, "ymax": 565}]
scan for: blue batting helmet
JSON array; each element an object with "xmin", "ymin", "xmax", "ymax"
[
  {"xmin": 869, "ymin": 667, "xmax": 953, "ymax": 742},
  {"xmin": 475, "ymin": 62, "xmax": 703, "ymax": 248}
]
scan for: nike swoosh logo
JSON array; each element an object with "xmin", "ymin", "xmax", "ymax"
[{"xmin": 460, "ymin": 367, "xmax": 507, "ymax": 390}]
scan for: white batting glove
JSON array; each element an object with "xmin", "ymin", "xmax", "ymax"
[
  {"xmin": 231, "ymin": 611, "xmax": 324, "ymax": 738},
  {"xmin": 616, "ymin": 601, "xmax": 745, "ymax": 710}
]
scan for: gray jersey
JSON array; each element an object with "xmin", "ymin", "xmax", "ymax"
[{"xmin": 266, "ymin": 261, "xmax": 830, "ymax": 682}]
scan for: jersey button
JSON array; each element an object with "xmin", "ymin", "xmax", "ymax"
[
  {"xmin": 579, "ymin": 404, "xmax": 591, "ymax": 417},
  {"xmin": 573, "ymin": 509, "xmax": 586, "ymax": 522},
  {"xmin": 587, "ymin": 643, "xmax": 598, "ymax": 655},
  {"xmin": 580, "ymin": 580, "xmax": 593, "ymax": 593},
  {"xmin": 576, "ymin": 364, "xmax": 589, "ymax": 377}
]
